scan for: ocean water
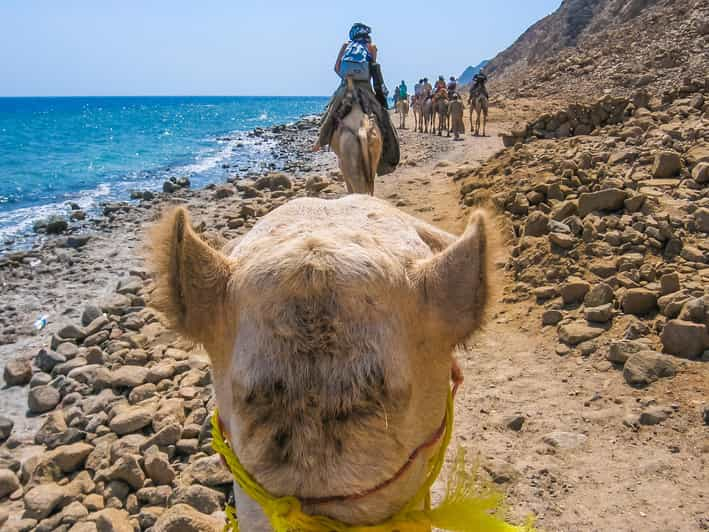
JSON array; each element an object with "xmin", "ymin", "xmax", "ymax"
[{"xmin": 0, "ymin": 96, "xmax": 328, "ymax": 249}]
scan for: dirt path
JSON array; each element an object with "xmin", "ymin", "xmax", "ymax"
[{"xmin": 380, "ymin": 108, "xmax": 708, "ymax": 532}]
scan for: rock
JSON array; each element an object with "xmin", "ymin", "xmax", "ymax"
[
  {"xmin": 692, "ymin": 162, "xmax": 709, "ymax": 184},
  {"xmin": 95, "ymin": 508, "xmax": 133, "ymax": 532},
  {"xmin": 661, "ymin": 320, "xmax": 709, "ymax": 358},
  {"xmin": 45, "ymin": 216, "xmax": 69, "ymax": 234},
  {"xmin": 652, "ymin": 151, "xmax": 681, "ymax": 178},
  {"xmin": 104, "ymin": 455, "xmax": 145, "ymax": 490},
  {"xmin": 180, "ymin": 455, "xmax": 231, "ymax": 487},
  {"xmin": 524, "ymin": 211, "xmax": 549, "ymax": 237},
  {"xmin": 213, "ymin": 185, "xmax": 235, "ymax": 199},
  {"xmin": 23, "ymin": 471, "xmax": 93, "ymax": 520},
  {"xmin": 139, "ymin": 423, "xmax": 182, "ymax": 451},
  {"xmin": 542, "ymin": 431, "xmax": 587, "ymax": 449},
  {"xmin": 584, "ymin": 283, "xmax": 614, "ymax": 307},
  {"xmin": 35, "ymin": 349, "xmax": 66, "ymax": 373},
  {"xmin": 509, "ymin": 193, "xmax": 529, "ymax": 215},
  {"xmin": 304, "ymin": 175, "xmax": 329, "ymax": 195},
  {"xmin": 169, "ymin": 485, "xmax": 224, "ymax": 514},
  {"xmin": 0, "ymin": 468, "xmax": 20, "ymax": 498},
  {"xmin": 542, "ymin": 309, "xmax": 563, "ymax": 326},
  {"xmin": 255, "ymin": 173, "xmax": 292, "ymax": 191},
  {"xmin": 624, "ymin": 194, "xmax": 645, "ymax": 213},
  {"xmin": 111, "ymin": 366, "xmax": 149, "ymax": 388},
  {"xmin": 623, "ymin": 351, "xmax": 676, "ymax": 387},
  {"xmin": 3, "ymin": 357, "xmax": 32, "ymax": 387},
  {"xmin": 549, "ymin": 232, "xmax": 575, "ymax": 249},
  {"xmin": 621, "ymin": 288, "xmax": 658, "ymax": 315},
  {"xmin": 81, "ymin": 305, "xmax": 103, "ymax": 326},
  {"xmin": 28, "ymin": 385, "xmax": 61, "ymax": 414},
  {"xmin": 660, "ymin": 273, "xmax": 680, "ymax": 295},
  {"xmin": 558, "ymin": 321, "xmax": 606, "ymax": 345},
  {"xmin": 47, "ymin": 442, "xmax": 94, "ymax": 473},
  {"xmin": 607, "ymin": 340, "xmax": 649, "ymax": 364},
  {"xmin": 153, "ymin": 503, "xmax": 223, "ymax": 532},
  {"xmin": 144, "ymin": 447, "xmax": 175, "ymax": 486},
  {"xmin": 561, "ymin": 278, "xmax": 590, "ymax": 305},
  {"xmin": 694, "ymin": 208, "xmax": 709, "ymax": 233},
  {"xmin": 680, "ymin": 245, "xmax": 706, "ymax": 263},
  {"xmin": 501, "ymin": 415, "xmax": 525, "ymax": 432},
  {"xmin": 584, "ymin": 303, "xmax": 613, "ymax": 323},
  {"xmin": 639, "ymin": 405, "xmax": 672, "ymax": 425},
  {"xmin": 109, "ymin": 406, "xmax": 153, "ymax": 435},
  {"xmin": 163, "ymin": 181, "xmax": 177, "ymax": 193},
  {"xmin": 578, "ymin": 188, "xmax": 627, "ymax": 216},
  {"xmin": 0, "ymin": 416, "xmax": 13, "ymax": 442},
  {"xmin": 152, "ymin": 398, "xmax": 186, "ymax": 432}
]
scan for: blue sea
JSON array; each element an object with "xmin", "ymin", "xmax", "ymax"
[{"xmin": 0, "ymin": 96, "xmax": 328, "ymax": 249}]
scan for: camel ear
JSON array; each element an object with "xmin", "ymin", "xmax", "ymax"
[
  {"xmin": 147, "ymin": 207, "xmax": 233, "ymax": 345},
  {"xmin": 410, "ymin": 210, "xmax": 489, "ymax": 346}
]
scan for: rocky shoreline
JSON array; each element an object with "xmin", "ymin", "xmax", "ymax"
[{"xmin": 0, "ymin": 113, "xmax": 354, "ymax": 530}]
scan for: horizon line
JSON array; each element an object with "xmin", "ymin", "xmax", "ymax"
[{"xmin": 0, "ymin": 94, "xmax": 331, "ymax": 99}]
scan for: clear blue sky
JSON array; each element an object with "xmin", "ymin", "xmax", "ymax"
[{"xmin": 0, "ymin": 0, "xmax": 560, "ymax": 97}]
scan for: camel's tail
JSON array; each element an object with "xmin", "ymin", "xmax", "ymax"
[{"xmin": 357, "ymin": 118, "xmax": 374, "ymax": 191}]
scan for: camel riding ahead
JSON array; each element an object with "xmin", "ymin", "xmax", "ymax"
[
  {"xmin": 314, "ymin": 23, "xmax": 399, "ymax": 195},
  {"xmin": 468, "ymin": 73, "xmax": 489, "ymax": 137}
]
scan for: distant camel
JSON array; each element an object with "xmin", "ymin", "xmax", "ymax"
[
  {"xmin": 422, "ymin": 98, "xmax": 434, "ymax": 133},
  {"xmin": 413, "ymin": 96, "xmax": 423, "ymax": 132},
  {"xmin": 434, "ymin": 97, "xmax": 449, "ymax": 136},
  {"xmin": 449, "ymin": 97, "xmax": 465, "ymax": 140},
  {"xmin": 397, "ymin": 98, "xmax": 409, "ymax": 129},
  {"xmin": 469, "ymin": 93, "xmax": 488, "ymax": 136},
  {"xmin": 331, "ymin": 78, "xmax": 383, "ymax": 195}
]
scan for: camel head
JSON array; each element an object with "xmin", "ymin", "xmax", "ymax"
[{"xmin": 148, "ymin": 196, "xmax": 491, "ymax": 527}]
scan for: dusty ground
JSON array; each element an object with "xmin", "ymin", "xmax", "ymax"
[{"xmin": 383, "ymin": 105, "xmax": 708, "ymax": 532}]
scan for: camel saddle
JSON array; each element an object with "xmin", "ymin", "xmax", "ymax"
[{"xmin": 319, "ymin": 80, "xmax": 400, "ymax": 176}]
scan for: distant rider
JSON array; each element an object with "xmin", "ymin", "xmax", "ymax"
[
  {"xmin": 469, "ymin": 73, "xmax": 489, "ymax": 99},
  {"xmin": 315, "ymin": 23, "xmax": 399, "ymax": 174},
  {"xmin": 447, "ymin": 76, "xmax": 458, "ymax": 98}
]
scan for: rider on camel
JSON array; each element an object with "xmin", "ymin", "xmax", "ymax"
[
  {"xmin": 470, "ymin": 73, "xmax": 489, "ymax": 99},
  {"xmin": 433, "ymin": 76, "xmax": 447, "ymax": 102},
  {"xmin": 447, "ymin": 76, "xmax": 458, "ymax": 98},
  {"xmin": 315, "ymin": 23, "xmax": 399, "ymax": 174}
]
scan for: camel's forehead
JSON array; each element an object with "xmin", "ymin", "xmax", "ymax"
[{"xmin": 230, "ymin": 196, "xmax": 433, "ymax": 263}]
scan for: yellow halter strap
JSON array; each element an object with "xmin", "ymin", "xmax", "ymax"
[{"xmin": 211, "ymin": 389, "xmax": 535, "ymax": 532}]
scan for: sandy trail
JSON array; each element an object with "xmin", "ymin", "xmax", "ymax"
[{"xmin": 378, "ymin": 107, "xmax": 708, "ymax": 532}]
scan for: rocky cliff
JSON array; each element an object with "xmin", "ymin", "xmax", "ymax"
[{"xmin": 486, "ymin": 0, "xmax": 709, "ymax": 100}]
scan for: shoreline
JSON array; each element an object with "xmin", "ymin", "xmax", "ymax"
[{"xmin": 0, "ymin": 100, "xmax": 328, "ymax": 255}]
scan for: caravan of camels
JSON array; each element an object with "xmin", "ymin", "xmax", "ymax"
[{"xmin": 395, "ymin": 74, "xmax": 489, "ymax": 139}]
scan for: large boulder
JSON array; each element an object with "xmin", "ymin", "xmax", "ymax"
[
  {"xmin": 0, "ymin": 469, "xmax": 20, "ymax": 498},
  {"xmin": 523, "ymin": 211, "xmax": 550, "ymax": 237},
  {"xmin": 661, "ymin": 320, "xmax": 709, "ymax": 359},
  {"xmin": 3, "ymin": 357, "xmax": 32, "ymax": 386},
  {"xmin": 651, "ymin": 151, "xmax": 681, "ymax": 178},
  {"xmin": 621, "ymin": 288, "xmax": 658, "ymax": 315},
  {"xmin": 623, "ymin": 351, "xmax": 676, "ymax": 387},
  {"xmin": 558, "ymin": 321, "xmax": 606, "ymax": 345},
  {"xmin": 28, "ymin": 385, "xmax": 61, "ymax": 414},
  {"xmin": 692, "ymin": 162, "xmax": 709, "ymax": 184},
  {"xmin": 109, "ymin": 406, "xmax": 154, "ymax": 435},
  {"xmin": 561, "ymin": 277, "xmax": 590, "ymax": 305},
  {"xmin": 694, "ymin": 208, "xmax": 709, "ymax": 233},
  {"xmin": 578, "ymin": 189, "xmax": 627, "ymax": 216}
]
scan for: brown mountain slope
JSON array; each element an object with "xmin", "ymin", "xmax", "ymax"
[{"xmin": 486, "ymin": 0, "xmax": 709, "ymax": 101}]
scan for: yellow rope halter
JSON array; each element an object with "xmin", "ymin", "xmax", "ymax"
[{"xmin": 211, "ymin": 389, "xmax": 536, "ymax": 532}]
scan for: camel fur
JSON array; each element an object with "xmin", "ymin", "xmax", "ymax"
[{"xmin": 148, "ymin": 195, "xmax": 493, "ymax": 531}]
